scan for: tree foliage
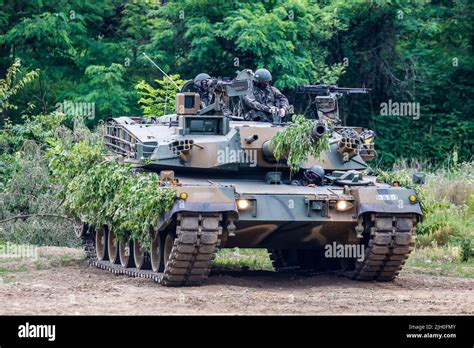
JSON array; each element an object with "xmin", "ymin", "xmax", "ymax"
[
  {"xmin": 0, "ymin": 60, "xmax": 39, "ymax": 117},
  {"xmin": 135, "ymin": 75, "xmax": 185, "ymax": 117},
  {"xmin": 0, "ymin": 0, "xmax": 472, "ymax": 167}
]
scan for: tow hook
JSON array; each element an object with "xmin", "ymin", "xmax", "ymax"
[
  {"xmin": 355, "ymin": 221, "xmax": 364, "ymax": 238},
  {"xmin": 227, "ymin": 221, "xmax": 236, "ymax": 237}
]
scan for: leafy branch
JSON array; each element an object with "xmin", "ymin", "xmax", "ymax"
[
  {"xmin": 47, "ymin": 138, "xmax": 176, "ymax": 248},
  {"xmin": 270, "ymin": 115, "xmax": 329, "ymax": 171},
  {"xmin": 135, "ymin": 74, "xmax": 185, "ymax": 117},
  {"xmin": 0, "ymin": 60, "xmax": 39, "ymax": 115}
]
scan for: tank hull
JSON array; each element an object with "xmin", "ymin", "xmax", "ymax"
[{"xmin": 162, "ymin": 177, "xmax": 421, "ymax": 250}]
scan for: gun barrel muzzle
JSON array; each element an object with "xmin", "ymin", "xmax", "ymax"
[{"xmin": 311, "ymin": 123, "xmax": 326, "ymax": 140}]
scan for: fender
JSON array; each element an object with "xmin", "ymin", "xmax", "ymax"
[
  {"xmin": 156, "ymin": 186, "xmax": 238, "ymax": 231},
  {"xmin": 352, "ymin": 187, "xmax": 423, "ymax": 216}
]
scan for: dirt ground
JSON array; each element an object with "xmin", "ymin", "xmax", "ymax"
[{"xmin": 0, "ymin": 247, "xmax": 472, "ymax": 315}]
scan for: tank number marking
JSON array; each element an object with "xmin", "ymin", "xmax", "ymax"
[
  {"xmin": 288, "ymin": 199, "xmax": 295, "ymax": 209},
  {"xmin": 376, "ymin": 194, "xmax": 399, "ymax": 201},
  {"xmin": 398, "ymin": 199, "xmax": 404, "ymax": 208}
]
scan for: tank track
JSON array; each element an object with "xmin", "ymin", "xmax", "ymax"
[
  {"xmin": 269, "ymin": 213, "xmax": 416, "ymax": 281},
  {"xmin": 83, "ymin": 212, "xmax": 222, "ymax": 286},
  {"xmin": 351, "ymin": 213, "xmax": 416, "ymax": 281}
]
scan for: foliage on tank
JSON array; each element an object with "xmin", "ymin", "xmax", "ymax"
[
  {"xmin": 270, "ymin": 115, "xmax": 329, "ymax": 171},
  {"xmin": 47, "ymin": 138, "xmax": 176, "ymax": 249}
]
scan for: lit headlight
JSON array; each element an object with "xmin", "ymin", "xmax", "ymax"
[
  {"xmin": 237, "ymin": 199, "xmax": 250, "ymax": 210},
  {"xmin": 336, "ymin": 200, "xmax": 353, "ymax": 212}
]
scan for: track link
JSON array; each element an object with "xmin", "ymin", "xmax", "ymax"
[
  {"xmin": 351, "ymin": 213, "xmax": 417, "ymax": 281},
  {"xmin": 83, "ymin": 212, "xmax": 222, "ymax": 286}
]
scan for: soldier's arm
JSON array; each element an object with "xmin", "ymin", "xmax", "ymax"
[
  {"xmin": 273, "ymin": 87, "xmax": 290, "ymax": 111},
  {"xmin": 243, "ymin": 92, "xmax": 271, "ymax": 113}
]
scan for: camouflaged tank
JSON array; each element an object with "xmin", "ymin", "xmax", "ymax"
[{"xmin": 79, "ymin": 72, "xmax": 422, "ymax": 286}]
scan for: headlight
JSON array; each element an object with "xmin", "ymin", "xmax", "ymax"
[
  {"xmin": 409, "ymin": 194, "xmax": 417, "ymax": 203},
  {"xmin": 237, "ymin": 199, "xmax": 250, "ymax": 210},
  {"xmin": 336, "ymin": 200, "xmax": 353, "ymax": 212}
]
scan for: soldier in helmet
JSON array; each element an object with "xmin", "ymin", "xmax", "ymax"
[
  {"xmin": 243, "ymin": 68, "xmax": 290, "ymax": 122},
  {"xmin": 193, "ymin": 73, "xmax": 212, "ymax": 108},
  {"xmin": 291, "ymin": 165, "xmax": 325, "ymax": 187},
  {"xmin": 193, "ymin": 72, "xmax": 231, "ymax": 117}
]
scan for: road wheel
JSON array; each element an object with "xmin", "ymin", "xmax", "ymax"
[
  {"xmin": 108, "ymin": 229, "xmax": 119, "ymax": 264},
  {"xmin": 150, "ymin": 233, "xmax": 164, "ymax": 272},
  {"xmin": 119, "ymin": 239, "xmax": 134, "ymax": 268},
  {"xmin": 163, "ymin": 232, "xmax": 176, "ymax": 271},
  {"xmin": 133, "ymin": 240, "xmax": 151, "ymax": 270},
  {"xmin": 95, "ymin": 225, "xmax": 108, "ymax": 261}
]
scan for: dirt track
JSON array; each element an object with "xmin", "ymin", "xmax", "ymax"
[{"xmin": 0, "ymin": 248, "xmax": 472, "ymax": 315}]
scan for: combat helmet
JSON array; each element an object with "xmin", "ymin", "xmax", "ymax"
[
  {"xmin": 194, "ymin": 73, "xmax": 211, "ymax": 87},
  {"xmin": 304, "ymin": 165, "xmax": 325, "ymax": 185},
  {"xmin": 254, "ymin": 68, "xmax": 272, "ymax": 83}
]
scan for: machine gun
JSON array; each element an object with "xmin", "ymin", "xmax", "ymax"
[
  {"xmin": 297, "ymin": 84, "xmax": 371, "ymax": 124},
  {"xmin": 179, "ymin": 77, "xmax": 250, "ymax": 116},
  {"xmin": 297, "ymin": 85, "xmax": 370, "ymax": 96}
]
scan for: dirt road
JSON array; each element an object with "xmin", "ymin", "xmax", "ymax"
[{"xmin": 0, "ymin": 247, "xmax": 472, "ymax": 315}]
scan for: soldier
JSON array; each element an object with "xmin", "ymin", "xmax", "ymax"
[
  {"xmin": 291, "ymin": 166, "xmax": 325, "ymax": 187},
  {"xmin": 193, "ymin": 73, "xmax": 213, "ymax": 108},
  {"xmin": 243, "ymin": 68, "xmax": 290, "ymax": 122},
  {"xmin": 193, "ymin": 72, "xmax": 231, "ymax": 117}
]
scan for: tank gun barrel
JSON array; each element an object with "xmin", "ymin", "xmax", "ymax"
[
  {"xmin": 310, "ymin": 122, "xmax": 326, "ymax": 140},
  {"xmin": 262, "ymin": 122, "xmax": 327, "ymax": 162}
]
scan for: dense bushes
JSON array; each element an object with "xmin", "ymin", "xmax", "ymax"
[
  {"xmin": 376, "ymin": 161, "xmax": 474, "ymax": 261},
  {"xmin": 1, "ymin": 113, "xmax": 176, "ymax": 248}
]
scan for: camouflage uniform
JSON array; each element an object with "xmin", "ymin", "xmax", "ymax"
[
  {"xmin": 197, "ymin": 85, "xmax": 213, "ymax": 108},
  {"xmin": 243, "ymin": 85, "xmax": 289, "ymax": 122}
]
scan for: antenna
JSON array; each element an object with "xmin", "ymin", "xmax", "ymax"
[{"xmin": 142, "ymin": 52, "xmax": 180, "ymax": 90}]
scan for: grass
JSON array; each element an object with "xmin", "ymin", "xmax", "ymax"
[
  {"xmin": 0, "ymin": 265, "xmax": 28, "ymax": 273},
  {"xmin": 0, "ymin": 244, "xmax": 84, "ymax": 273},
  {"xmin": 405, "ymin": 247, "xmax": 474, "ymax": 278},
  {"xmin": 0, "ymin": 243, "xmax": 471, "ymax": 280},
  {"xmin": 215, "ymin": 248, "xmax": 273, "ymax": 271}
]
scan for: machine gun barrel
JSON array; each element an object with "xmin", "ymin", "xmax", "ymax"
[
  {"xmin": 297, "ymin": 85, "xmax": 371, "ymax": 95},
  {"xmin": 211, "ymin": 79, "xmax": 250, "ymax": 97}
]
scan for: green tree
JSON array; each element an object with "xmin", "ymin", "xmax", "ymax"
[
  {"xmin": 79, "ymin": 63, "xmax": 130, "ymax": 123},
  {"xmin": 135, "ymin": 75, "xmax": 185, "ymax": 117}
]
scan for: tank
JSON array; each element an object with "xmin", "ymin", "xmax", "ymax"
[{"xmin": 78, "ymin": 72, "xmax": 422, "ymax": 286}]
